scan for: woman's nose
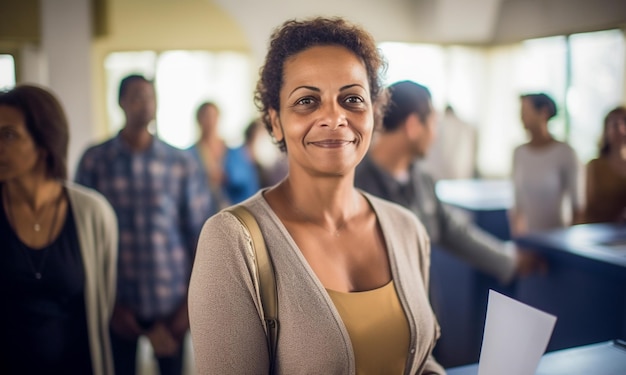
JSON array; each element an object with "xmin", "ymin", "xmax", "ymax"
[{"xmin": 319, "ymin": 102, "xmax": 347, "ymax": 129}]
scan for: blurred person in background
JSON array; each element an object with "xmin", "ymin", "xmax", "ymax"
[
  {"xmin": 76, "ymin": 74, "xmax": 212, "ymax": 375},
  {"xmin": 356, "ymin": 80, "xmax": 542, "ymax": 286},
  {"xmin": 584, "ymin": 106, "xmax": 626, "ymax": 223},
  {"xmin": 510, "ymin": 93, "xmax": 584, "ymax": 235},
  {"xmin": 189, "ymin": 102, "xmax": 260, "ymax": 206},
  {"xmin": 188, "ymin": 102, "xmax": 229, "ymax": 208},
  {"xmin": 0, "ymin": 84, "xmax": 118, "ymax": 375},
  {"xmin": 244, "ymin": 117, "xmax": 288, "ymax": 188}
]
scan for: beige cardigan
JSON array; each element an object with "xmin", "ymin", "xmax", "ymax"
[
  {"xmin": 189, "ymin": 190, "xmax": 445, "ymax": 374},
  {"xmin": 66, "ymin": 182, "xmax": 118, "ymax": 375}
]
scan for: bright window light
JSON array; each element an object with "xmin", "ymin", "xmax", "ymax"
[
  {"xmin": 0, "ymin": 54, "xmax": 16, "ymax": 90},
  {"xmin": 378, "ymin": 30, "xmax": 625, "ymax": 179},
  {"xmin": 569, "ymin": 29, "xmax": 625, "ymax": 163},
  {"xmin": 379, "ymin": 42, "xmax": 447, "ymax": 110},
  {"xmin": 104, "ymin": 50, "xmax": 253, "ymax": 149}
]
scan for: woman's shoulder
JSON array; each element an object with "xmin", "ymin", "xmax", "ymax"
[
  {"xmin": 209, "ymin": 190, "xmax": 277, "ymax": 228},
  {"xmin": 513, "ymin": 142, "xmax": 528, "ymax": 152},
  {"xmin": 512, "ymin": 143, "xmax": 533, "ymax": 160},
  {"xmin": 65, "ymin": 181, "xmax": 112, "ymax": 208},
  {"xmin": 587, "ymin": 157, "xmax": 606, "ymax": 167},
  {"xmin": 586, "ymin": 157, "xmax": 613, "ymax": 174},
  {"xmin": 541, "ymin": 140, "xmax": 576, "ymax": 159},
  {"xmin": 64, "ymin": 181, "xmax": 117, "ymax": 225}
]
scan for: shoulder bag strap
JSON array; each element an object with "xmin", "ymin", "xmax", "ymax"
[{"xmin": 226, "ymin": 205, "xmax": 278, "ymax": 372}]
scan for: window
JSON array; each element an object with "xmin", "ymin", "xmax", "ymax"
[
  {"xmin": 0, "ymin": 54, "xmax": 16, "ymax": 90},
  {"xmin": 380, "ymin": 29, "xmax": 625, "ymax": 177},
  {"xmin": 568, "ymin": 29, "xmax": 625, "ymax": 163},
  {"xmin": 379, "ymin": 42, "xmax": 447, "ymax": 110},
  {"xmin": 104, "ymin": 50, "xmax": 254, "ymax": 149}
]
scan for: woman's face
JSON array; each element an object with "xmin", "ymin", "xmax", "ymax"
[
  {"xmin": 270, "ymin": 45, "xmax": 373, "ymax": 177},
  {"xmin": 605, "ymin": 110, "xmax": 626, "ymax": 148},
  {"xmin": 520, "ymin": 98, "xmax": 542, "ymax": 130},
  {"xmin": 198, "ymin": 105, "xmax": 220, "ymax": 135},
  {"xmin": 0, "ymin": 105, "xmax": 43, "ymax": 182}
]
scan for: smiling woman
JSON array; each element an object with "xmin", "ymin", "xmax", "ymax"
[
  {"xmin": 188, "ymin": 16, "xmax": 445, "ymax": 374},
  {"xmin": 271, "ymin": 44, "xmax": 373, "ymax": 176}
]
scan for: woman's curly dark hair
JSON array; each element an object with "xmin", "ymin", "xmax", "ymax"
[{"xmin": 254, "ymin": 16, "xmax": 388, "ymax": 152}]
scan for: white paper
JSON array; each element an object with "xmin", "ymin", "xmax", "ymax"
[{"xmin": 478, "ymin": 290, "xmax": 557, "ymax": 375}]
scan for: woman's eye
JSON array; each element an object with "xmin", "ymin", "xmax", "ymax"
[
  {"xmin": 345, "ymin": 95, "xmax": 364, "ymax": 104},
  {"xmin": 296, "ymin": 97, "xmax": 315, "ymax": 106},
  {"xmin": 0, "ymin": 131, "xmax": 17, "ymax": 141}
]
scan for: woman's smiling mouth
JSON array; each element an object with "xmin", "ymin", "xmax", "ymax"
[{"xmin": 308, "ymin": 139, "xmax": 356, "ymax": 148}]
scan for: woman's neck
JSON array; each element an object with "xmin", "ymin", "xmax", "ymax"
[
  {"xmin": 609, "ymin": 144, "xmax": 626, "ymax": 162},
  {"xmin": 276, "ymin": 174, "xmax": 359, "ymax": 224},
  {"xmin": 3, "ymin": 177, "xmax": 62, "ymax": 212},
  {"xmin": 528, "ymin": 127, "xmax": 554, "ymax": 147}
]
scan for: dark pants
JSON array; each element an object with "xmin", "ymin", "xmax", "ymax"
[{"xmin": 110, "ymin": 327, "xmax": 185, "ymax": 375}]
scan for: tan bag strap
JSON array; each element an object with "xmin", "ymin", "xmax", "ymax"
[{"xmin": 226, "ymin": 205, "xmax": 278, "ymax": 372}]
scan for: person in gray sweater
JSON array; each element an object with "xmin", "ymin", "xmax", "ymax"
[{"xmin": 189, "ymin": 17, "xmax": 445, "ymax": 374}]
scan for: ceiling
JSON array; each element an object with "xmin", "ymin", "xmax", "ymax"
[{"xmin": 214, "ymin": 0, "xmax": 626, "ymax": 47}]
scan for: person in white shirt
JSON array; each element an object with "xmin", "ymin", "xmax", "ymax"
[{"xmin": 510, "ymin": 93, "xmax": 584, "ymax": 235}]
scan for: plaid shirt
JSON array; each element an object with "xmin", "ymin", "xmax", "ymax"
[{"xmin": 76, "ymin": 134, "xmax": 214, "ymax": 320}]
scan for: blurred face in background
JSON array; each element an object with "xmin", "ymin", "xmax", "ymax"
[
  {"xmin": 120, "ymin": 80, "xmax": 156, "ymax": 129},
  {"xmin": 0, "ymin": 105, "xmax": 43, "ymax": 182},
  {"xmin": 605, "ymin": 109, "xmax": 626, "ymax": 148},
  {"xmin": 407, "ymin": 102, "xmax": 438, "ymax": 159},
  {"xmin": 198, "ymin": 104, "xmax": 220, "ymax": 137},
  {"xmin": 520, "ymin": 97, "xmax": 544, "ymax": 131}
]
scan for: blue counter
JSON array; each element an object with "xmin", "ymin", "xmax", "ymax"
[
  {"xmin": 432, "ymin": 179, "xmax": 626, "ymax": 367},
  {"xmin": 515, "ymin": 223, "xmax": 626, "ymax": 352},
  {"xmin": 447, "ymin": 340, "xmax": 626, "ymax": 375},
  {"xmin": 432, "ymin": 179, "xmax": 515, "ymax": 367}
]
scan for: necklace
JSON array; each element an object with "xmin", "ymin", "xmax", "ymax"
[{"xmin": 2, "ymin": 187, "xmax": 64, "ymax": 280}]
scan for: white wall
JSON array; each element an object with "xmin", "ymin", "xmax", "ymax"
[{"xmin": 40, "ymin": 0, "xmax": 93, "ymax": 179}]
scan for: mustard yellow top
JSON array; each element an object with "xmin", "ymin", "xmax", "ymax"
[{"xmin": 327, "ymin": 281, "xmax": 410, "ymax": 375}]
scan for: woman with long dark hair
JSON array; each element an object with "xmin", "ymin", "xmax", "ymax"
[{"xmin": 0, "ymin": 84, "xmax": 118, "ymax": 375}]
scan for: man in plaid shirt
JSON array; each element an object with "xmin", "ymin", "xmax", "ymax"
[{"xmin": 76, "ymin": 74, "xmax": 214, "ymax": 375}]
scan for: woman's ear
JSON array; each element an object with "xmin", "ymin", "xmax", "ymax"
[{"xmin": 269, "ymin": 109, "xmax": 284, "ymax": 143}]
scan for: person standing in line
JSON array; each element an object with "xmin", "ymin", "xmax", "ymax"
[
  {"xmin": 0, "ymin": 84, "xmax": 118, "ymax": 375},
  {"xmin": 188, "ymin": 102, "xmax": 260, "ymax": 207},
  {"xmin": 242, "ymin": 117, "xmax": 288, "ymax": 188},
  {"xmin": 584, "ymin": 106, "xmax": 626, "ymax": 223},
  {"xmin": 510, "ymin": 93, "xmax": 584, "ymax": 235},
  {"xmin": 189, "ymin": 17, "xmax": 445, "ymax": 374},
  {"xmin": 188, "ymin": 102, "xmax": 229, "ymax": 209},
  {"xmin": 76, "ymin": 74, "xmax": 213, "ymax": 375},
  {"xmin": 355, "ymin": 80, "xmax": 542, "ymax": 286}
]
